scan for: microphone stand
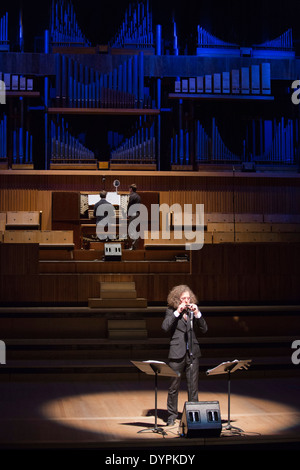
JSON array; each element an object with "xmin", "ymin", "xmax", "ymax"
[{"xmin": 187, "ymin": 308, "xmax": 194, "ymax": 366}]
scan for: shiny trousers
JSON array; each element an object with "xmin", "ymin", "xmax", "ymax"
[{"xmin": 167, "ymin": 353, "xmax": 199, "ymax": 421}]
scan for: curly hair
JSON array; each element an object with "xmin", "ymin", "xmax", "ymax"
[{"xmin": 167, "ymin": 285, "xmax": 198, "ymax": 309}]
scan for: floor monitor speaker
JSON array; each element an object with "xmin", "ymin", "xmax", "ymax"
[
  {"xmin": 179, "ymin": 401, "xmax": 222, "ymax": 437},
  {"xmin": 104, "ymin": 243, "xmax": 122, "ymax": 261}
]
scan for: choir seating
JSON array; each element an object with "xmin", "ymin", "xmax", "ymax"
[
  {"xmin": 205, "ymin": 212, "xmax": 300, "ymax": 244},
  {"xmin": 1, "ymin": 212, "xmax": 75, "ymax": 257},
  {"xmin": 5, "ymin": 211, "xmax": 42, "ymax": 229},
  {"xmin": 144, "ymin": 210, "xmax": 300, "ymax": 246},
  {"xmin": 3, "ymin": 229, "xmax": 74, "ymax": 246}
]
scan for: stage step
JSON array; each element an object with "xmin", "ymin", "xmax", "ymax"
[
  {"xmin": 107, "ymin": 319, "xmax": 147, "ymax": 339},
  {"xmin": 3, "ymin": 336, "xmax": 297, "ymax": 365},
  {"xmin": 89, "ymin": 280, "xmax": 147, "ymax": 309},
  {"xmin": 108, "ymin": 329, "xmax": 148, "ymax": 339},
  {"xmin": 100, "ymin": 290, "xmax": 137, "ymax": 299},
  {"xmin": 88, "ymin": 298, "xmax": 147, "ymax": 308},
  {"xmin": 0, "ymin": 356, "xmax": 297, "ymax": 382},
  {"xmin": 100, "ymin": 281, "xmax": 137, "ymax": 299},
  {"xmin": 101, "ymin": 282, "xmax": 148, "ymax": 338},
  {"xmin": 100, "ymin": 281, "xmax": 136, "ymax": 291},
  {"xmin": 4, "ymin": 335, "xmax": 296, "ymax": 356},
  {"xmin": 1, "ymin": 305, "xmax": 299, "ymax": 339},
  {"xmin": 1, "ymin": 305, "xmax": 299, "ymax": 380},
  {"xmin": 38, "ymin": 259, "xmax": 190, "ymax": 274}
]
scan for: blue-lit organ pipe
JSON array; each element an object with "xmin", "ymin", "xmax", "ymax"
[
  {"xmin": 263, "ymin": 118, "xmax": 294, "ymax": 163},
  {"xmin": 11, "ymin": 126, "xmax": 33, "ymax": 164},
  {"xmin": 175, "ymin": 63, "xmax": 270, "ymax": 96},
  {"xmin": 50, "ymin": 118, "xmax": 95, "ymax": 161},
  {"xmin": 173, "ymin": 20, "xmax": 178, "ymax": 55},
  {"xmin": 24, "ymin": 132, "xmax": 32, "ymax": 163},
  {"xmin": 61, "ymin": 54, "xmax": 67, "ymax": 106},
  {"xmin": 19, "ymin": 8, "xmax": 24, "ymax": 52},
  {"xmin": 133, "ymin": 51, "xmax": 144, "ymax": 107},
  {"xmin": 110, "ymin": 122, "xmax": 156, "ymax": 162},
  {"xmin": 212, "ymin": 118, "xmax": 240, "ymax": 161},
  {"xmin": 133, "ymin": 55, "xmax": 138, "ymax": 106},
  {"xmin": 248, "ymin": 118, "xmax": 295, "ymax": 164},
  {"xmin": 197, "ymin": 25, "xmax": 238, "ymax": 48},
  {"xmin": 179, "ymin": 129, "xmax": 184, "ymax": 164},
  {"xmin": 50, "ymin": 0, "xmax": 90, "ymax": 46},
  {"xmin": 45, "ymin": 30, "xmax": 50, "ymax": 169},
  {"xmin": 170, "ymin": 128, "xmax": 191, "ymax": 164},
  {"xmin": 0, "ymin": 115, "xmax": 7, "ymax": 160},
  {"xmin": 214, "ymin": 117, "xmax": 295, "ymax": 163},
  {"xmin": 110, "ymin": 0, "xmax": 153, "ymax": 48},
  {"xmin": 0, "ymin": 13, "xmax": 8, "ymax": 44},
  {"xmin": 156, "ymin": 24, "xmax": 161, "ymax": 170},
  {"xmin": 195, "ymin": 120, "xmax": 210, "ymax": 161},
  {"xmin": 55, "ymin": 54, "xmax": 61, "ymax": 104},
  {"xmin": 172, "ymin": 117, "xmax": 297, "ymax": 166},
  {"xmin": 55, "ymin": 54, "xmax": 150, "ymax": 109},
  {"xmin": 19, "ymin": 128, "xmax": 23, "ymax": 163},
  {"xmin": 172, "ymin": 118, "xmax": 240, "ymax": 165}
]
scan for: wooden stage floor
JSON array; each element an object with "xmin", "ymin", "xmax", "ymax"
[{"xmin": 0, "ymin": 375, "xmax": 299, "ymax": 457}]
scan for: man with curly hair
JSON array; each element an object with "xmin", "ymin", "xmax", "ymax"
[{"xmin": 162, "ymin": 285, "xmax": 208, "ymax": 426}]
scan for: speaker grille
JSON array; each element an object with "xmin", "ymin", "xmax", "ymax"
[{"xmin": 180, "ymin": 401, "xmax": 222, "ymax": 437}]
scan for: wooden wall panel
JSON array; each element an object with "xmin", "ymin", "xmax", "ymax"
[
  {"xmin": 0, "ymin": 173, "xmax": 299, "ymax": 230},
  {"xmin": 158, "ymin": 184, "xmax": 300, "ymax": 215},
  {"xmin": 0, "ymin": 275, "xmax": 41, "ymax": 303},
  {"xmin": 0, "ymin": 172, "xmax": 299, "ymax": 306},
  {"xmin": 0, "ymin": 244, "xmax": 39, "ymax": 275},
  {"xmin": 0, "ymin": 264, "xmax": 299, "ymax": 305},
  {"xmin": 0, "ymin": 189, "xmax": 52, "ymax": 230},
  {"xmin": 0, "ymin": 185, "xmax": 298, "ymax": 232}
]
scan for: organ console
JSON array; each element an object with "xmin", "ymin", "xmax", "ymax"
[
  {"xmin": 52, "ymin": 190, "xmax": 159, "ymax": 249},
  {"xmin": 80, "ymin": 192, "xmax": 129, "ymax": 248}
]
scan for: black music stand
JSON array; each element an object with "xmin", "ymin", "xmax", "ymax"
[
  {"xmin": 131, "ymin": 360, "xmax": 180, "ymax": 435},
  {"xmin": 206, "ymin": 359, "xmax": 252, "ymax": 434}
]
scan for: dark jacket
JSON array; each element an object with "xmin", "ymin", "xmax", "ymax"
[
  {"xmin": 93, "ymin": 199, "xmax": 114, "ymax": 224},
  {"xmin": 162, "ymin": 307, "xmax": 208, "ymax": 359},
  {"xmin": 127, "ymin": 192, "xmax": 141, "ymax": 216}
]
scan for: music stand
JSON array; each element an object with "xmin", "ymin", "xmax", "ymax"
[
  {"xmin": 206, "ymin": 359, "xmax": 252, "ymax": 433},
  {"xmin": 131, "ymin": 360, "xmax": 180, "ymax": 435}
]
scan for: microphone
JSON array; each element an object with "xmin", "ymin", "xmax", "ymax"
[
  {"xmin": 186, "ymin": 307, "xmax": 194, "ymax": 327},
  {"xmin": 186, "ymin": 306, "xmax": 193, "ymax": 316}
]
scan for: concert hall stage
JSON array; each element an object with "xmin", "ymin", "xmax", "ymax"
[
  {"xmin": 0, "ymin": 304, "xmax": 300, "ymax": 456},
  {"xmin": 1, "ymin": 169, "xmax": 300, "ymax": 457},
  {"xmin": 1, "ymin": 0, "xmax": 300, "ymax": 459},
  {"xmin": 0, "ymin": 375, "xmax": 299, "ymax": 455}
]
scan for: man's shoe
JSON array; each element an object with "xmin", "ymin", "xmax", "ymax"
[{"xmin": 167, "ymin": 419, "xmax": 175, "ymax": 426}]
